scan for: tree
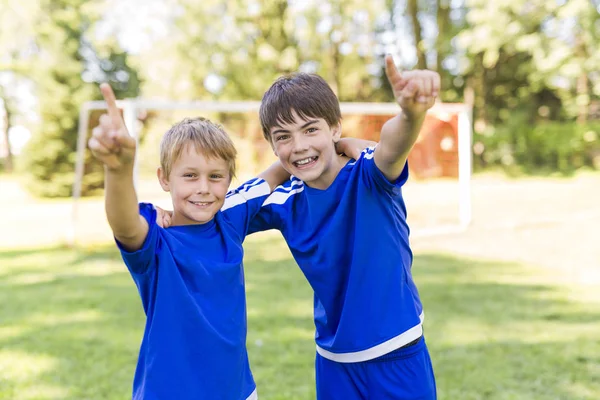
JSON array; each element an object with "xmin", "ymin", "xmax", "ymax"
[
  {"xmin": 459, "ymin": 0, "xmax": 600, "ymax": 123},
  {"xmin": 456, "ymin": 0, "xmax": 600, "ymax": 172},
  {"xmin": 21, "ymin": 0, "xmax": 141, "ymax": 197},
  {"xmin": 0, "ymin": 0, "xmax": 40, "ymax": 172}
]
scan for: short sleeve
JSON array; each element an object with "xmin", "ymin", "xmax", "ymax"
[
  {"xmin": 116, "ymin": 203, "xmax": 160, "ymax": 275},
  {"xmin": 360, "ymin": 147, "xmax": 409, "ymax": 196},
  {"xmin": 221, "ymin": 178, "xmax": 272, "ymax": 240},
  {"xmin": 247, "ymin": 203, "xmax": 279, "ymax": 235}
]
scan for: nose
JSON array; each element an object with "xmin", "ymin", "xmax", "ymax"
[
  {"xmin": 292, "ymin": 134, "xmax": 310, "ymax": 153},
  {"xmin": 195, "ymin": 177, "xmax": 210, "ymax": 194}
]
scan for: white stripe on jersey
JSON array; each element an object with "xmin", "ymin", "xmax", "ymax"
[
  {"xmin": 348, "ymin": 146, "xmax": 376, "ymax": 166},
  {"xmin": 315, "ymin": 311, "xmax": 425, "ymax": 363},
  {"xmin": 363, "ymin": 146, "xmax": 376, "ymax": 160},
  {"xmin": 277, "ymin": 178, "xmax": 303, "ymax": 192},
  {"xmin": 222, "ymin": 180, "xmax": 271, "ymax": 211},
  {"xmin": 263, "ymin": 185, "xmax": 305, "ymax": 206},
  {"xmin": 225, "ymin": 178, "xmax": 263, "ymax": 199},
  {"xmin": 245, "ymin": 388, "xmax": 258, "ymax": 400}
]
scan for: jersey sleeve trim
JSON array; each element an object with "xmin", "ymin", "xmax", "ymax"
[
  {"xmin": 263, "ymin": 178, "xmax": 305, "ymax": 206},
  {"xmin": 361, "ymin": 146, "xmax": 409, "ymax": 192},
  {"xmin": 222, "ymin": 178, "xmax": 271, "ymax": 211}
]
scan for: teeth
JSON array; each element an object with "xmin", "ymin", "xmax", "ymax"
[{"xmin": 296, "ymin": 157, "xmax": 314, "ymax": 165}]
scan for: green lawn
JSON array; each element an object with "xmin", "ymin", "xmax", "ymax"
[{"xmin": 1, "ymin": 237, "xmax": 599, "ymax": 400}]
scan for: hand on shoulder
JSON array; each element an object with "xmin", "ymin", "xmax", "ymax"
[{"xmin": 155, "ymin": 205, "xmax": 173, "ymax": 228}]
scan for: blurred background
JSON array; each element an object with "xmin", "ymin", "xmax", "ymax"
[{"xmin": 1, "ymin": 0, "xmax": 599, "ymax": 399}]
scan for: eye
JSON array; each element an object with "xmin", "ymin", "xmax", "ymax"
[
  {"xmin": 183, "ymin": 173, "xmax": 196, "ymax": 178},
  {"xmin": 275, "ymin": 134, "xmax": 290, "ymax": 142},
  {"xmin": 210, "ymin": 174, "xmax": 224, "ymax": 180},
  {"xmin": 306, "ymin": 127, "xmax": 317, "ymax": 134}
]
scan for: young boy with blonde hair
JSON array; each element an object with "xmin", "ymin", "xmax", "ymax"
[
  {"xmin": 88, "ymin": 84, "xmax": 289, "ymax": 400},
  {"xmin": 89, "ymin": 84, "xmax": 367, "ymax": 399}
]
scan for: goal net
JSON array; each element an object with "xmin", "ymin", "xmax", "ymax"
[{"xmin": 71, "ymin": 100, "xmax": 472, "ymax": 244}]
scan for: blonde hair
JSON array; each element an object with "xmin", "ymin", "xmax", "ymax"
[{"xmin": 159, "ymin": 117, "xmax": 237, "ymax": 179}]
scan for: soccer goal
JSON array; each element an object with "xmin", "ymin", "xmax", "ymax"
[{"xmin": 71, "ymin": 100, "xmax": 472, "ymax": 244}]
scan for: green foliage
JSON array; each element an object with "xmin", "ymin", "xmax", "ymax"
[
  {"xmin": 20, "ymin": 0, "xmax": 140, "ymax": 198},
  {"xmin": 475, "ymin": 117, "xmax": 600, "ymax": 175},
  {"xmin": 155, "ymin": 0, "xmax": 389, "ymax": 102},
  {"xmin": 6, "ymin": 0, "xmax": 600, "ymax": 182},
  {"xmin": 456, "ymin": 0, "xmax": 600, "ymax": 174},
  {"xmin": 459, "ymin": 0, "xmax": 600, "ymax": 121}
]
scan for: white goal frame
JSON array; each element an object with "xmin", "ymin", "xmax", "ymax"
[{"xmin": 70, "ymin": 100, "xmax": 472, "ymax": 245}]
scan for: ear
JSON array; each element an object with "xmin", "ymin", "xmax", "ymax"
[
  {"xmin": 157, "ymin": 167, "xmax": 170, "ymax": 192},
  {"xmin": 331, "ymin": 122, "xmax": 342, "ymax": 143}
]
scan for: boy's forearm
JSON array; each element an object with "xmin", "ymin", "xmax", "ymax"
[
  {"xmin": 258, "ymin": 161, "xmax": 290, "ymax": 191},
  {"xmin": 104, "ymin": 166, "xmax": 147, "ymax": 247},
  {"xmin": 375, "ymin": 111, "xmax": 425, "ymax": 180}
]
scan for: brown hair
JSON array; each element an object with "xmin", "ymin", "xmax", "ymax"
[
  {"xmin": 159, "ymin": 117, "xmax": 236, "ymax": 179},
  {"xmin": 259, "ymin": 73, "xmax": 342, "ymax": 142}
]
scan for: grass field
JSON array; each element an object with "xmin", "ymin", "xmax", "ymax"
[{"xmin": 1, "ymin": 173, "xmax": 599, "ymax": 399}]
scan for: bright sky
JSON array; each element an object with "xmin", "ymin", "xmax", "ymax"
[{"xmin": 95, "ymin": 0, "xmax": 176, "ymax": 54}]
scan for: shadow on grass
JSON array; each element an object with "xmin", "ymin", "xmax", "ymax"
[
  {"xmin": 0, "ymin": 243, "xmax": 120, "ymax": 264},
  {"xmin": 416, "ymin": 253, "xmax": 599, "ymax": 325},
  {"xmin": 0, "ymin": 244, "xmax": 72, "ymax": 260},
  {"xmin": 0, "ymin": 245, "xmax": 140, "ymax": 399},
  {"xmin": 0, "ymin": 241, "xmax": 599, "ymax": 399},
  {"xmin": 415, "ymin": 253, "xmax": 600, "ymax": 400}
]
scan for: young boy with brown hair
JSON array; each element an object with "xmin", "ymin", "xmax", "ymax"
[{"xmin": 247, "ymin": 56, "xmax": 440, "ymax": 399}]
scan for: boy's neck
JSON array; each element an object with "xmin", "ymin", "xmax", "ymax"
[
  {"xmin": 304, "ymin": 155, "xmax": 350, "ymax": 190},
  {"xmin": 170, "ymin": 212, "xmax": 216, "ymax": 227}
]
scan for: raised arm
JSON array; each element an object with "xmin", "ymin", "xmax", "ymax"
[
  {"xmin": 88, "ymin": 83, "xmax": 148, "ymax": 251},
  {"xmin": 374, "ymin": 55, "xmax": 440, "ymax": 181},
  {"xmin": 257, "ymin": 161, "xmax": 290, "ymax": 191}
]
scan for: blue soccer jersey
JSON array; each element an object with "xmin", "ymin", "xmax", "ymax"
[
  {"xmin": 117, "ymin": 178, "xmax": 270, "ymax": 400},
  {"xmin": 249, "ymin": 148, "xmax": 424, "ymax": 363}
]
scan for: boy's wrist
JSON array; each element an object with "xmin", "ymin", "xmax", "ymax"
[
  {"xmin": 400, "ymin": 109, "xmax": 425, "ymax": 123},
  {"xmin": 104, "ymin": 164, "xmax": 134, "ymax": 176}
]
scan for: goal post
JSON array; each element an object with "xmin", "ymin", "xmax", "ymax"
[
  {"xmin": 334, "ymin": 102, "xmax": 472, "ymax": 235},
  {"xmin": 71, "ymin": 100, "xmax": 472, "ymax": 245}
]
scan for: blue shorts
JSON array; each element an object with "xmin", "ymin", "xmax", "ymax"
[{"xmin": 315, "ymin": 337, "xmax": 436, "ymax": 400}]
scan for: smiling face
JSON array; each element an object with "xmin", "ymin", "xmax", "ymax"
[
  {"xmin": 269, "ymin": 110, "xmax": 345, "ymax": 189},
  {"xmin": 158, "ymin": 143, "xmax": 231, "ymax": 226},
  {"xmin": 259, "ymin": 73, "xmax": 346, "ymax": 189}
]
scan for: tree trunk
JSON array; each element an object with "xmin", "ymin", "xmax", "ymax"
[
  {"xmin": 0, "ymin": 95, "xmax": 13, "ymax": 173},
  {"xmin": 473, "ymin": 53, "xmax": 488, "ymax": 125},
  {"xmin": 435, "ymin": 0, "xmax": 450, "ymax": 74},
  {"xmin": 330, "ymin": 43, "xmax": 341, "ymax": 99},
  {"xmin": 408, "ymin": 0, "xmax": 427, "ymax": 69},
  {"xmin": 575, "ymin": 35, "xmax": 589, "ymax": 124},
  {"xmin": 328, "ymin": 1, "xmax": 342, "ymax": 99}
]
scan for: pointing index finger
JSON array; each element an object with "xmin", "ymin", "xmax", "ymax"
[
  {"xmin": 384, "ymin": 54, "xmax": 404, "ymax": 87},
  {"xmin": 99, "ymin": 83, "xmax": 123, "ymax": 126}
]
